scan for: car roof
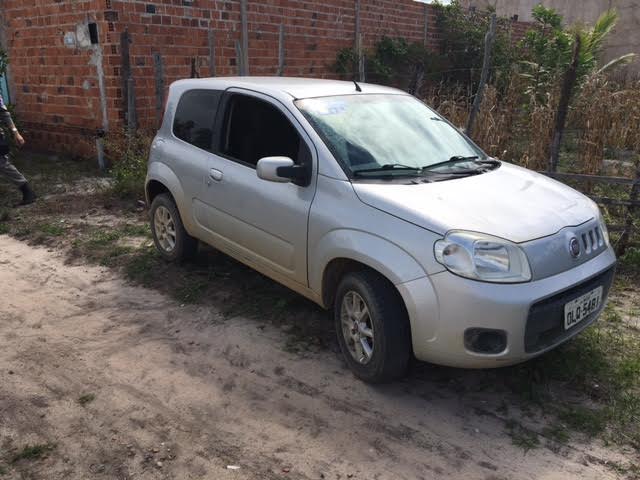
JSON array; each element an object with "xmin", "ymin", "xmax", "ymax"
[{"xmin": 170, "ymin": 76, "xmax": 405, "ymax": 100}]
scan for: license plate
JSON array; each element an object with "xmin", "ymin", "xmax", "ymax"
[{"xmin": 564, "ymin": 286, "xmax": 603, "ymax": 330}]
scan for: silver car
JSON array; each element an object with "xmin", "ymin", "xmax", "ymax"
[{"xmin": 146, "ymin": 77, "xmax": 616, "ymax": 382}]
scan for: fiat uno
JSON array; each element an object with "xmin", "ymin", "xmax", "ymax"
[{"xmin": 146, "ymin": 77, "xmax": 616, "ymax": 382}]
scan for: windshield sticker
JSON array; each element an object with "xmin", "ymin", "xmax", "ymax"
[{"xmin": 304, "ymin": 99, "xmax": 347, "ymax": 116}]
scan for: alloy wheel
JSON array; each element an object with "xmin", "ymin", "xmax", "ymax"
[
  {"xmin": 340, "ymin": 290, "xmax": 375, "ymax": 364},
  {"xmin": 154, "ymin": 205, "xmax": 177, "ymax": 252}
]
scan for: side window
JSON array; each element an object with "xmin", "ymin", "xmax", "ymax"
[
  {"xmin": 173, "ymin": 89, "xmax": 222, "ymax": 151},
  {"xmin": 221, "ymin": 94, "xmax": 307, "ymax": 167}
]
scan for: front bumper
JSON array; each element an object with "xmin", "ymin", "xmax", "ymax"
[{"xmin": 397, "ymin": 246, "xmax": 617, "ymax": 368}]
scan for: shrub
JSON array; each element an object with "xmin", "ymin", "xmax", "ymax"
[
  {"xmin": 105, "ymin": 128, "xmax": 153, "ymax": 199},
  {"xmin": 433, "ymin": 1, "xmax": 517, "ymax": 90},
  {"xmin": 0, "ymin": 46, "xmax": 8, "ymax": 77}
]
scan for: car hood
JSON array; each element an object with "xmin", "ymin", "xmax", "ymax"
[{"xmin": 351, "ymin": 162, "xmax": 596, "ymax": 243}]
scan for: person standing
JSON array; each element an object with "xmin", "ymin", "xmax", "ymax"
[{"xmin": 0, "ymin": 93, "xmax": 35, "ymax": 205}]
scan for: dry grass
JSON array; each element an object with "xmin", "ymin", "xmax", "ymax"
[
  {"xmin": 426, "ymin": 73, "xmax": 640, "ymax": 175},
  {"xmin": 572, "ymin": 77, "xmax": 640, "ymax": 175}
]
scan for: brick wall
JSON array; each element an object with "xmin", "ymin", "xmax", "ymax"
[
  {"xmin": 0, "ymin": 0, "xmax": 110, "ymax": 156},
  {"xmin": 107, "ymin": 0, "xmax": 439, "ymax": 130},
  {"xmin": 0, "ymin": 0, "xmax": 525, "ymax": 157}
]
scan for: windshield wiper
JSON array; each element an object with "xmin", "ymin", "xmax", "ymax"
[
  {"xmin": 423, "ymin": 156, "xmax": 479, "ymax": 170},
  {"xmin": 353, "ymin": 164, "xmax": 422, "ymax": 176},
  {"xmin": 423, "ymin": 156, "xmax": 500, "ymax": 172}
]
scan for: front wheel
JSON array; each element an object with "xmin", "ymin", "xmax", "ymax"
[
  {"xmin": 334, "ymin": 271, "xmax": 411, "ymax": 383},
  {"xmin": 149, "ymin": 193, "xmax": 198, "ymax": 262}
]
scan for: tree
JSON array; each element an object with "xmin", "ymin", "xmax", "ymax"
[{"xmin": 519, "ymin": 6, "xmax": 635, "ymax": 105}]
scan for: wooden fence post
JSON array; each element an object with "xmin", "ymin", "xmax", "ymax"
[
  {"xmin": 235, "ymin": 40, "xmax": 244, "ymax": 76},
  {"xmin": 240, "ymin": 0, "xmax": 249, "ymax": 76},
  {"xmin": 208, "ymin": 28, "xmax": 216, "ymax": 77},
  {"xmin": 465, "ymin": 13, "xmax": 496, "ymax": 136},
  {"xmin": 423, "ymin": 4, "xmax": 429, "ymax": 47},
  {"xmin": 127, "ymin": 77, "xmax": 137, "ymax": 131},
  {"xmin": 277, "ymin": 24, "xmax": 285, "ymax": 76},
  {"xmin": 153, "ymin": 52, "xmax": 165, "ymax": 127},
  {"xmin": 120, "ymin": 30, "xmax": 132, "ymax": 129},
  {"xmin": 190, "ymin": 57, "xmax": 198, "ymax": 78},
  {"xmin": 355, "ymin": 0, "xmax": 364, "ymax": 82},
  {"xmin": 618, "ymin": 163, "xmax": 640, "ymax": 255},
  {"xmin": 548, "ymin": 34, "xmax": 581, "ymax": 172}
]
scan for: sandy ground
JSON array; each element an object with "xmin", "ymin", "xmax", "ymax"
[{"xmin": 0, "ymin": 235, "xmax": 630, "ymax": 480}]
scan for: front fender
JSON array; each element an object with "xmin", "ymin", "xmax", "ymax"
[{"xmin": 310, "ymin": 229, "xmax": 427, "ymax": 296}]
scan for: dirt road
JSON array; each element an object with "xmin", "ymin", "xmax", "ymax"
[{"xmin": 0, "ymin": 235, "xmax": 628, "ymax": 479}]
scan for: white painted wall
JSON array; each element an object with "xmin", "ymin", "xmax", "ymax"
[{"xmin": 461, "ymin": 0, "xmax": 640, "ymax": 75}]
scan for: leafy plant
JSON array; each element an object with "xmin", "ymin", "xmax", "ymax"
[
  {"xmin": 105, "ymin": 128, "xmax": 153, "ymax": 199},
  {"xmin": 519, "ymin": 7, "xmax": 634, "ymax": 104},
  {"xmin": 332, "ymin": 47, "xmax": 358, "ymax": 79},
  {"xmin": 0, "ymin": 46, "xmax": 8, "ymax": 77}
]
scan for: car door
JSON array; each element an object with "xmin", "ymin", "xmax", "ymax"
[
  {"xmin": 162, "ymin": 88, "xmax": 223, "ymax": 236},
  {"xmin": 192, "ymin": 89, "xmax": 317, "ymax": 287}
]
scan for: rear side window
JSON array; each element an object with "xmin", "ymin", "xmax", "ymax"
[
  {"xmin": 173, "ymin": 89, "xmax": 221, "ymax": 151},
  {"xmin": 221, "ymin": 94, "xmax": 305, "ymax": 167}
]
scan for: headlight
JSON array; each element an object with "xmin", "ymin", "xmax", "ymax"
[
  {"xmin": 597, "ymin": 211, "xmax": 610, "ymax": 247},
  {"xmin": 434, "ymin": 231, "xmax": 531, "ymax": 283},
  {"xmin": 590, "ymin": 200, "xmax": 610, "ymax": 247}
]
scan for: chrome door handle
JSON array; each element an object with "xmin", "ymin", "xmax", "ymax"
[{"xmin": 209, "ymin": 168, "xmax": 223, "ymax": 181}]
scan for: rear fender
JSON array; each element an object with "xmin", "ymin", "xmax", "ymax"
[{"xmin": 145, "ymin": 162, "xmax": 195, "ymax": 233}]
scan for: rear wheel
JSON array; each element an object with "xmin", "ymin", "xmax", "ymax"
[
  {"xmin": 149, "ymin": 193, "xmax": 198, "ymax": 262},
  {"xmin": 334, "ymin": 270, "xmax": 411, "ymax": 383}
]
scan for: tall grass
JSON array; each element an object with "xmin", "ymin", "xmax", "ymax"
[{"xmin": 426, "ymin": 73, "xmax": 640, "ymax": 175}]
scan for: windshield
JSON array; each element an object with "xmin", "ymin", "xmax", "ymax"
[{"xmin": 295, "ymin": 94, "xmax": 486, "ymax": 177}]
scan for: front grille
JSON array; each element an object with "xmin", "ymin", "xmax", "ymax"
[
  {"xmin": 580, "ymin": 225, "xmax": 604, "ymax": 255},
  {"xmin": 524, "ymin": 267, "xmax": 615, "ymax": 353}
]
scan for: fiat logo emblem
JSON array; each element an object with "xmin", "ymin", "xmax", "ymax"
[{"xmin": 569, "ymin": 237, "xmax": 580, "ymax": 258}]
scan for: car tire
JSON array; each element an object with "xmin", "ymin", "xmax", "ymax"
[
  {"xmin": 334, "ymin": 270, "xmax": 411, "ymax": 383},
  {"xmin": 149, "ymin": 193, "xmax": 198, "ymax": 262}
]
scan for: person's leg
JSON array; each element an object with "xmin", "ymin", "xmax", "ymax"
[{"xmin": 0, "ymin": 154, "xmax": 36, "ymax": 205}]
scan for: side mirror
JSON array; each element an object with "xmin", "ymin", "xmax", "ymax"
[{"xmin": 256, "ymin": 156, "xmax": 311, "ymax": 186}]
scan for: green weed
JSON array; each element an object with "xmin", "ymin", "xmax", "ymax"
[
  {"xmin": 542, "ymin": 424, "xmax": 570, "ymax": 444},
  {"xmin": 505, "ymin": 419, "xmax": 540, "ymax": 452},
  {"xmin": 77, "ymin": 393, "xmax": 96, "ymax": 406},
  {"xmin": 39, "ymin": 223, "xmax": 65, "ymax": 236},
  {"xmin": 124, "ymin": 247, "xmax": 159, "ymax": 285},
  {"xmin": 11, "ymin": 443, "xmax": 56, "ymax": 463},
  {"xmin": 558, "ymin": 406, "xmax": 607, "ymax": 436}
]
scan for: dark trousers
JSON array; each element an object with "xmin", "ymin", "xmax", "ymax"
[{"xmin": 0, "ymin": 154, "xmax": 27, "ymax": 186}]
